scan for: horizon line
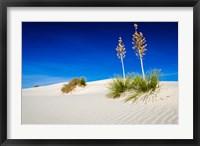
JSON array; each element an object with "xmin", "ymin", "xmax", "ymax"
[{"xmin": 22, "ymin": 78, "xmax": 178, "ymax": 89}]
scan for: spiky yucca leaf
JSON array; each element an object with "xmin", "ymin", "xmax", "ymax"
[
  {"xmin": 125, "ymin": 70, "xmax": 160, "ymax": 102},
  {"xmin": 107, "ymin": 76, "xmax": 134, "ymax": 98},
  {"xmin": 107, "ymin": 69, "xmax": 161, "ymax": 103}
]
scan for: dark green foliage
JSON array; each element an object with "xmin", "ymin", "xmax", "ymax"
[
  {"xmin": 79, "ymin": 77, "xmax": 86, "ymax": 86},
  {"xmin": 107, "ymin": 69, "xmax": 160, "ymax": 103},
  {"xmin": 33, "ymin": 85, "xmax": 40, "ymax": 87},
  {"xmin": 61, "ymin": 77, "xmax": 86, "ymax": 93}
]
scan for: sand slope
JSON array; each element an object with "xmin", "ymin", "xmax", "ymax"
[{"xmin": 22, "ymin": 80, "xmax": 178, "ymax": 124}]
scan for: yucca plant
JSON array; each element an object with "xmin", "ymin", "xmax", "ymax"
[
  {"xmin": 125, "ymin": 70, "xmax": 160, "ymax": 103},
  {"xmin": 106, "ymin": 75, "xmax": 134, "ymax": 98},
  {"xmin": 107, "ymin": 70, "xmax": 160, "ymax": 103},
  {"xmin": 132, "ymin": 24, "xmax": 147, "ymax": 79},
  {"xmin": 116, "ymin": 37, "xmax": 126, "ymax": 80}
]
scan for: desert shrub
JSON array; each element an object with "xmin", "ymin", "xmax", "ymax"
[
  {"xmin": 130, "ymin": 70, "xmax": 160, "ymax": 92},
  {"xmin": 79, "ymin": 77, "xmax": 86, "ymax": 86},
  {"xmin": 106, "ymin": 75, "xmax": 134, "ymax": 98},
  {"xmin": 107, "ymin": 69, "xmax": 160, "ymax": 102},
  {"xmin": 146, "ymin": 69, "xmax": 160, "ymax": 91},
  {"xmin": 70, "ymin": 78, "xmax": 81, "ymax": 86},
  {"xmin": 125, "ymin": 70, "xmax": 160, "ymax": 102},
  {"xmin": 33, "ymin": 85, "xmax": 40, "ymax": 87},
  {"xmin": 61, "ymin": 77, "xmax": 86, "ymax": 93},
  {"xmin": 61, "ymin": 84, "xmax": 73, "ymax": 93}
]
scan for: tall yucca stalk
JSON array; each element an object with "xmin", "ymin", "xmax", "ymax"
[
  {"xmin": 132, "ymin": 24, "xmax": 147, "ymax": 79},
  {"xmin": 116, "ymin": 37, "xmax": 126, "ymax": 80}
]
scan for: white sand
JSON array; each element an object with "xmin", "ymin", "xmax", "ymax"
[{"xmin": 22, "ymin": 79, "xmax": 178, "ymax": 124}]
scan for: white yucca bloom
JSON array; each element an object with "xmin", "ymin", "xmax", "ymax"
[
  {"xmin": 116, "ymin": 37, "xmax": 126, "ymax": 59},
  {"xmin": 132, "ymin": 23, "xmax": 147, "ymax": 79},
  {"xmin": 116, "ymin": 37, "xmax": 126, "ymax": 80}
]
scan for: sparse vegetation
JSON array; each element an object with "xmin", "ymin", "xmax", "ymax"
[
  {"xmin": 107, "ymin": 69, "xmax": 160, "ymax": 103},
  {"xmin": 108, "ymin": 23, "xmax": 161, "ymax": 103},
  {"xmin": 107, "ymin": 75, "xmax": 134, "ymax": 98},
  {"xmin": 125, "ymin": 70, "xmax": 160, "ymax": 102},
  {"xmin": 79, "ymin": 77, "xmax": 86, "ymax": 86},
  {"xmin": 61, "ymin": 77, "xmax": 86, "ymax": 93},
  {"xmin": 33, "ymin": 85, "xmax": 40, "ymax": 87}
]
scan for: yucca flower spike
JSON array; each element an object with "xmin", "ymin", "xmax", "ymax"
[
  {"xmin": 116, "ymin": 37, "xmax": 126, "ymax": 80},
  {"xmin": 132, "ymin": 23, "xmax": 147, "ymax": 79}
]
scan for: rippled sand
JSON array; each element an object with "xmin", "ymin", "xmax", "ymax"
[{"xmin": 22, "ymin": 80, "xmax": 178, "ymax": 124}]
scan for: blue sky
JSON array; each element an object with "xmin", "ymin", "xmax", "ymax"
[{"xmin": 22, "ymin": 22, "xmax": 178, "ymax": 88}]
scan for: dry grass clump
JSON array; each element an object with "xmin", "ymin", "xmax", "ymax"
[{"xmin": 61, "ymin": 77, "xmax": 86, "ymax": 93}]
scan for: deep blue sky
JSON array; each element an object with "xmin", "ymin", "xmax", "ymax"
[{"xmin": 22, "ymin": 22, "xmax": 178, "ymax": 88}]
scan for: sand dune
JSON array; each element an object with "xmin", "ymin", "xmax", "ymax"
[{"xmin": 22, "ymin": 79, "xmax": 178, "ymax": 124}]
